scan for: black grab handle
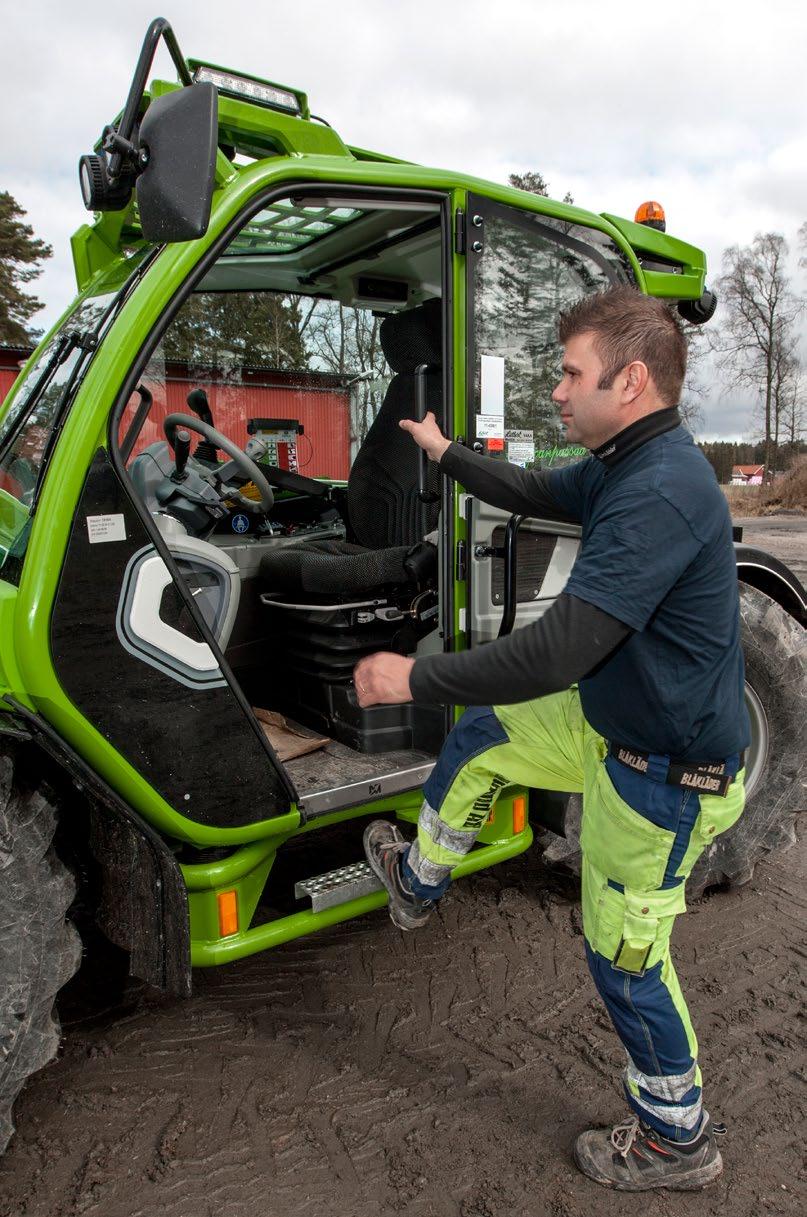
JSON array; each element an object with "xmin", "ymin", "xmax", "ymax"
[
  {"xmin": 497, "ymin": 514, "xmax": 526, "ymax": 638},
  {"xmin": 414, "ymin": 363, "xmax": 440, "ymax": 504}
]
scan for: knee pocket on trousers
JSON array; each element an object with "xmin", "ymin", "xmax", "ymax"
[
  {"xmin": 616, "ymin": 887, "xmax": 687, "ymax": 974},
  {"xmin": 585, "ymin": 874, "xmax": 686, "ymax": 974}
]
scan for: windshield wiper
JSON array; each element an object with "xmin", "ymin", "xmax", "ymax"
[{"xmin": 0, "ymin": 328, "xmax": 96, "ymax": 460}]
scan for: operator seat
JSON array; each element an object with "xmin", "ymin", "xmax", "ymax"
[{"xmin": 259, "ymin": 297, "xmax": 442, "ymax": 596}]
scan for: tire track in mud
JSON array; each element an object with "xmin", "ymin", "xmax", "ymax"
[{"xmin": 0, "ymin": 833, "xmax": 805, "ymax": 1217}]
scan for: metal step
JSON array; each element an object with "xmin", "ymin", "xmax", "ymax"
[{"xmin": 294, "ymin": 860, "xmax": 383, "ymax": 913}]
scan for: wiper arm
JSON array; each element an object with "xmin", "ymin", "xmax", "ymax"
[{"xmin": 11, "ymin": 328, "xmax": 96, "ymax": 429}]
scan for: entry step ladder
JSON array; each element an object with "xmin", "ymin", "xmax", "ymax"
[{"xmin": 295, "ymin": 861, "xmax": 383, "ymax": 913}]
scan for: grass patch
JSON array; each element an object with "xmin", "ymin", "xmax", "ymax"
[{"xmin": 723, "ymin": 456, "xmax": 807, "ymax": 517}]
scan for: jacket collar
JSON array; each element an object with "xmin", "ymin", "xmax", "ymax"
[{"xmin": 591, "ymin": 407, "xmax": 682, "ymax": 469}]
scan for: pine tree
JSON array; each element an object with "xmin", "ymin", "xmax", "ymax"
[{"xmin": 0, "ymin": 192, "xmax": 52, "ymax": 345}]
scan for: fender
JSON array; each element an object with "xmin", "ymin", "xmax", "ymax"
[{"xmin": 733, "ymin": 544, "xmax": 807, "ymax": 627}]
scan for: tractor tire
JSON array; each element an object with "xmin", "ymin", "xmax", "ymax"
[
  {"xmin": 688, "ymin": 585, "xmax": 806, "ymax": 896},
  {"xmin": 0, "ymin": 743, "xmax": 82, "ymax": 1154},
  {"xmin": 537, "ymin": 587, "xmax": 806, "ymax": 896}
]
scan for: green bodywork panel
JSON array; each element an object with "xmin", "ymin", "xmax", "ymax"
[
  {"xmin": 0, "ymin": 69, "xmax": 711, "ymax": 965},
  {"xmin": 601, "ymin": 212, "xmax": 706, "ymax": 299}
]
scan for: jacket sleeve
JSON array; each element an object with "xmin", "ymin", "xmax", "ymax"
[
  {"xmin": 439, "ymin": 443, "xmax": 579, "ymax": 522},
  {"xmin": 409, "ymin": 592, "xmax": 632, "ymax": 706}
]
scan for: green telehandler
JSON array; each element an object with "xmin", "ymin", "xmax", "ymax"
[{"xmin": 1, "ymin": 17, "xmax": 804, "ymax": 1152}]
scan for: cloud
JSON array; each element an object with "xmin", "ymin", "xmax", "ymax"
[{"xmin": 3, "ymin": 0, "xmax": 806, "ymax": 437}]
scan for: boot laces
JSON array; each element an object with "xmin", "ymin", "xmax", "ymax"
[
  {"xmin": 378, "ymin": 838, "xmax": 408, "ymax": 859},
  {"xmin": 611, "ymin": 1116, "xmax": 642, "ymax": 1158}
]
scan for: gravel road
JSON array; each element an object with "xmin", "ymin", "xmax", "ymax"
[{"xmin": 734, "ymin": 514, "xmax": 807, "ymax": 587}]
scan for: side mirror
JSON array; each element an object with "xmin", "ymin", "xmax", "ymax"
[{"xmin": 136, "ymin": 82, "xmax": 218, "ymax": 243}]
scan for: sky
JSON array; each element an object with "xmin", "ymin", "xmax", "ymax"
[{"xmin": 3, "ymin": 0, "xmax": 806, "ymax": 439}]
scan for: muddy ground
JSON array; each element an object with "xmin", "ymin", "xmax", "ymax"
[
  {"xmin": 1, "ymin": 516, "xmax": 805, "ymax": 1217},
  {"xmin": 2, "ymin": 834, "xmax": 805, "ymax": 1217}
]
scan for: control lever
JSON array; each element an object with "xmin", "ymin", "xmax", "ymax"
[
  {"xmin": 186, "ymin": 388, "xmax": 219, "ymax": 465},
  {"xmin": 186, "ymin": 387, "xmax": 214, "ymax": 426},
  {"xmin": 171, "ymin": 427, "xmax": 192, "ymax": 481},
  {"xmin": 415, "ymin": 363, "xmax": 440, "ymax": 504}
]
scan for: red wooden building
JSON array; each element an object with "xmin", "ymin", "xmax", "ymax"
[
  {"xmin": 1, "ymin": 348, "xmax": 352, "ymax": 480},
  {"xmin": 0, "ymin": 346, "xmax": 31, "ymax": 403}
]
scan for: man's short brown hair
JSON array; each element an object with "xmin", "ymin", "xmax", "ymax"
[{"xmin": 558, "ymin": 286, "xmax": 687, "ymax": 408}]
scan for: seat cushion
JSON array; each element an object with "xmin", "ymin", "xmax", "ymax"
[{"xmin": 260, "ymin": 539, "xmax": 417, "ymax": 595}]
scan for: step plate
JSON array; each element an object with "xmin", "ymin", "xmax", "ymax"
[{"xmin": 294, "ymin": 861, "xmax": 384, "ymax": 913}]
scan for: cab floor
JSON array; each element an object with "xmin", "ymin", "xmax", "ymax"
[{"xmin": 284, "ymin": 732, "xmax": 434, "ymax": 797}]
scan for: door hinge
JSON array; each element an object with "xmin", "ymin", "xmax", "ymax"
[{"xmin": 455, "ymin": 208, "xmax": 466, "ymax": 255}]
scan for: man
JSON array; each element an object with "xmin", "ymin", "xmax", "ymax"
[{"xmin": 354, "ymin": 286, "xmax": 749, "ymax": 1192}]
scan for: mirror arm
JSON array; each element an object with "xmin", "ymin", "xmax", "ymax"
[{"xmin": 107, "ymin": 18, "xmax": 192, "ymax": 180}]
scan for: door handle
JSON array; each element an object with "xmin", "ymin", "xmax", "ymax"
[
  {"xmin": 414, "ymin": 363, "xmax": 440, "ymax": 504},
  {"xmin": 498, "ymin": 514, "xmax": 525, "ymax": 638}
]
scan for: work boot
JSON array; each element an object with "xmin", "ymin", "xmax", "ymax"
[
  {"xmin": 363, "ymin": 820, "xmax": 436, "ymax": 931},
  {"xmin": 573, "ymin": 1115, "xmax": 723, "ymax": 1191}
]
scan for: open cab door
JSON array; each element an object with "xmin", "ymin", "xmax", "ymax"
[{"xmin": 462, "ymin": 193, "xmax": 632, "ymax": 643}]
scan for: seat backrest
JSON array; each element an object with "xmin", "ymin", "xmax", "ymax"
[{"xmin": 347, "ymin": 298, "xmax": 442, "ymax": 550}]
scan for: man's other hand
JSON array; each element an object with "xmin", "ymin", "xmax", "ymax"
[
  {"xmin": 354, "ymin": 653, "xmax": 415, "ymax": 706},
  {"xmin": 399, "ymin": 411, "xmax": 451, "ymax": 462}
]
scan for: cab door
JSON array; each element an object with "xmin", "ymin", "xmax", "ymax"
[{"xmin": 462, "ymin": 194, "xmax": 628, "ymax": 645}]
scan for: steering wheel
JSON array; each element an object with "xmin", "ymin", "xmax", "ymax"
[{"xmin": 162, "ymin": 413, "xmax": 275, "ymax": 515}]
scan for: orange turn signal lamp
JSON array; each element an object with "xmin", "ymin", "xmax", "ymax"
[
  {"xmin": 634, "ymin": 200, "xmax": 666, "ymax": 232},
  {"xmin": 217, "ymin": 890, "xmax": 239, "ymax": 937},
  {"xmin": 513, "ymin": 795, "xmax": 526, "ymax": 834}
]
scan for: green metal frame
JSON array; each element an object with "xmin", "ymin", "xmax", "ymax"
[{"xmin": 0, "ymin": 63, "xmax": 710, "ymax": 967}]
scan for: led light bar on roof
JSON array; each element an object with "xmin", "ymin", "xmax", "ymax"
[{"xmin": 194, "ymin": 66, "xmax": 301, "ymax": 115}]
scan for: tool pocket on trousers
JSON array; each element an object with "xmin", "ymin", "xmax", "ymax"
[
  {"xmin": 613, "ymin": 886, "xmax": 687, "ymax": 975},
  {"xmin": 581, "ymin": 758, "xmax": 676, "ymax": 891}
]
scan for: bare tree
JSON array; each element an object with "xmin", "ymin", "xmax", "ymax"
[
  {"xmin": 677, "ymin": 322, "xmax": 707, "ymax": 433},
  {"xmin": 778, "ymin": 363, "xmax": 806, "ymax": 452},
  {"xmin": 712, "ymin": 233, "xmax": 803, "ymax": 483},
  {"xmin": 304, "ymin": 301, "xmax": 388, "ymax": 453}
]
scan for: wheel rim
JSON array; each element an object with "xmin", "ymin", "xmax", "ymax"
[{"xmin": 743, "ymin": 682, "xmax": 769, "ymax": 800}]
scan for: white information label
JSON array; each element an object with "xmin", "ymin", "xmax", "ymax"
[
  {"xmin": 86, "ymin": 513, "xmax": 127, "ymax": 544},
  {"xmin": 505, "ymin": 429, "xmax": 534, "ymax": 442},
  {"xmin": 480, "ymin": 354, "xmax": 505, "ymax": 415},
  {"xmin": 507, "ymin": 442, "xmax": 535, "ymax": 467},
  {"xmin": 475, "ymin": 413, "xmax": 505, "ymax": 439}
]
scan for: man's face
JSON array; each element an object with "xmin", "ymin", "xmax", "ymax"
[{"xmin": 552, "ymin": 332, "xmax": 624, "ymax": 450}]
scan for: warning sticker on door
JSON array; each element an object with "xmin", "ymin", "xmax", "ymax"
[
  {"xmin": 86, "ymin": 514, "xmax": 127, "ymax": 544},
  {"xmin": 475, "ymin": 413, "xmax": 505, "ymax": 439}
]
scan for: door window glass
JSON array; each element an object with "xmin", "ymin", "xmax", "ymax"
[{"xmin": 470, "ymin": 202, "xmax": 631, "ymax": 468}]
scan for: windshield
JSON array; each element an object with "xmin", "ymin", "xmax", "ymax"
[
  {"xmin": 0, "ymin": 286, "xmax": 128, "ymax": 578},
  {"xmin": 0, "ymin": 295, "xmax": 114, "ymax": 502}
]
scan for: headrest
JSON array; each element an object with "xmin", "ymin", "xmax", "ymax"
[{"xmin": 380, "ymin": 298, "xmax": 442, "ymax": 373}]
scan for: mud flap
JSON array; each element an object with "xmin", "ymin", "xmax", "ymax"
[
  {"xmin": 88, "ymin": 806, "xmax": 190, "ymax": 998},
  {"xmin": 2, "ymin": 698, "xmax": 191, "ymax": 998}
]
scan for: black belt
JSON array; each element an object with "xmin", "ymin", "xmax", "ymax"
[{"xmin": 608, "ymin": 743, "xmax": 736, "ymax": 798}]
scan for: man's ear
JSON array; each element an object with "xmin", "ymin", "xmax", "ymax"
[{"xmin": 624, "ymin": 360, "xmax": 650, "ymax": 402}]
